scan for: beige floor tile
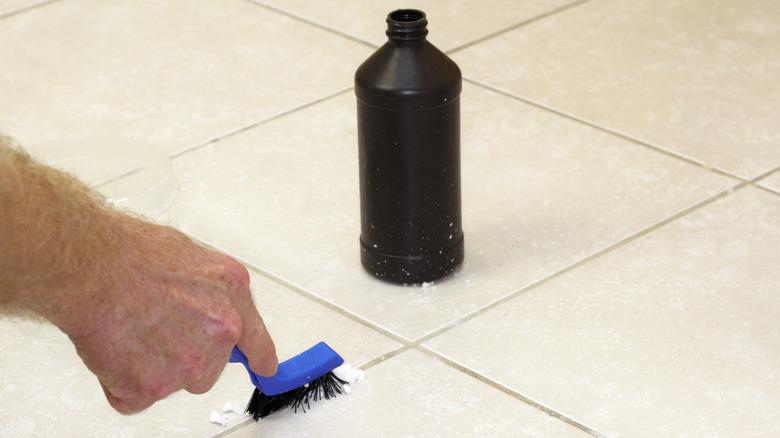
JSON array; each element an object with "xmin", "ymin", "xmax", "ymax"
[
  {"xmin": 169, "ymin": 83, "xmax": 736, "ymax": 341},
  {"xmin": 0, "ymin": 271, "xmax": 397, "ymax": 437},
  {"xmin": 251, "ymin": 0, "xmax": 576, "ymax": 51},
  {"xmin": 245, "ymin": 271, "xmax": 402, "ymax": 371},
  {"xmin": 3, "ymin": 1, "xmax": 776, "ymax": 436},
  {"xmin": 0, "ymin": 0, "xmax": 23, "ymax": 9},
  {"xmin": 224, "ymin": 348, "xmax": 592, "ymax": 438},
  {"xmin": 0, "ymin": 0, "xmax": 43, "ymax": 16},
  {"xmin": 452, "ymin": 0, "xmax": 780, "ymax": 179},
  {"xmin": 757, "ymin": 170, "xmax": 780, "ymax": 194},
  {"xmin": 0, "ymin": 0, "xmax": 371, "ymax": 154},
  {"xmin": 425, "ymin": 186, "xmax": 780, "ymax": 438}
]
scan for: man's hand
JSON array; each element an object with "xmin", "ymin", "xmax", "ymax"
[
  {"xmin": 68, "ymin": 216, "xmax": 279, "ymax": 414},
  {"xmin": 1, "ymin": 135, "xmax": 278, "ymax": 414}
]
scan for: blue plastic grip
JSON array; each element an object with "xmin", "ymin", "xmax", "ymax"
[{"xmin": 230, "ymin": 342, "xmax": 344, "ymax": 396}]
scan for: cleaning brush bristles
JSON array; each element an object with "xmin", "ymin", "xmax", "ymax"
[
  {"xmin": 245, "ymin": 371, "xmax": 348, "ymax": 420},
  {"xmin": 229, "ymin": 343, "xmax": 348, "ymax": 420}
]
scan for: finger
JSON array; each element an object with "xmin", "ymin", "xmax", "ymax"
[
  {"xmin": 184, "ymin": 348, "xmax": 232, "ymax": 395},
  {"xmin": 236, "ymin": 311, "xmax": 278, "ymax": 377},
  {"xmin": 184, "ymin": 370, "xmax": 219, "ymax": 395},
  {"xmin": 100, "ymin": 381, "xmax": 153, "ymax": 415},
  {"xmin": 100, "ymin": 375, "xmax": 180, "ymax": 415},
  {"xmin": 220, "ymin": 258, "xmax": 278, "ymax": 376}
]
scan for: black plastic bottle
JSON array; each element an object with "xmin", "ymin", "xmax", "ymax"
[{"xmin": 355, "ymin": 9, "xmax": 463, "ymax": 285}]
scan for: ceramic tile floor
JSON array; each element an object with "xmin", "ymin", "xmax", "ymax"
[{"xmin": 1, "ymin": 1, "xmax": 778, "ymax": 437}]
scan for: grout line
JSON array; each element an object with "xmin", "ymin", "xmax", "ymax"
[
  {"xmin": 749, "ymin": 163, "xmax": 780, "ymax": 183},
  {"xmin": 0, "ymin": 0, "xmax": 61, "ymax": 19},
  {"xmin": 393, "ymin": 186, "xmax": 749, "ymax": 438},
  {"xmin": 402, "ymin": 185, "xmax": 749, "ymax": 436},
  {"xmin": 247, "ymin": 0, "xmax": 592, "ymax": 55},
  {"xmin": 241, "ymin": 0, "xmax": 379, "ymax": 49},
  {"xmin": 445, "ymin": 0, "xmax": 594, "ymax": 54},
  {"xmin": 464, "ymin": 77, "xmax": 748, "ymax": 182},
  {"xmin": 412, "ymin": 181, "xmax": 748, "ymax": 348},
  {"xmin": 358, "ymin": 345, "xmax": 410, "ymax": 371},
  {"xmin": 182, "ymin": 235, "xmax": 410, "ymax": 344},
  {"xmin": 209, "ymin": 418, "xmax": 254, "ymax": 438},
  {"xmin": 180, "ymin": 235, "xmax": 416, "ymax": 376},
  {"xmin": 170, "ymin": 86, "xmax": 353, "ymax": 159},
  {"xmin": 752, "ymin": 181, "xmax": 780, "ymax": 197},
  {"xmin": 409, "ymin": 183, "xmax": 746, "ymax": 430},
  {"xmin": 183, "ymin": 234, "xmax": 416, "ymax": 355},
  {"xmin": 246, "ymin": 263, "xmax": 413, "ymax": 347},
  {"xmin": 748, "ymin": 164, "xmax": 780, "ymax": 196},
  {"xmin": 754, "ymin": 183, "xmax": 780, "ymax": 197},
  {"xmin": 179, "ymin": 178, "xmax": 753, "ymax": 435},
  {"xmin": 415, "ymin": 345, "xmax": 611, "ymax": 437},
  {"xmin": 209, "ymin": 350, "xmax": 413, "ymax": 437}
]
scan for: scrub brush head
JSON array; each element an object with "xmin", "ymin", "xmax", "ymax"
[
  {"xmin": 230, "ymin": 342, "xmax": 347, "ymax": 419},
  {"xmin": 245, "ymin": 371, "xmax": 348, "ymax": 419}
]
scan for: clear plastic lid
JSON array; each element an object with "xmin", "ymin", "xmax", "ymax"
[{"xmin": 26, "ymin": 137, "xmax": 179, "ymax": 221}]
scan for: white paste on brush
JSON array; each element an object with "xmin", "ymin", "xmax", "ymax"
[{"xmin": 332, "ymin": 363, "xmax": 366, "ymax": 395}]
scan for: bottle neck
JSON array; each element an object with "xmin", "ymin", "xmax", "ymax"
[{"xmin": 386, "ymin": 9, "xmax": 428, "ymax": 44}]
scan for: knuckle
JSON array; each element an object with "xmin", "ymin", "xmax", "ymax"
[
  {"xmin": 108, "ymin": 397, "xmax": 136, "ymax": 415},
  {"xmin": 208, "ymin": 309, "xmax": 242, "ymax": 344},
  {"xmin": 146, "ymin": 379, "xmax": 177, "ymax": 403},
  {"xmin": 220, "ymin": 257, "xmax": 250, "ymax": 291},
  {"xmin": 182, "ymin": 358, "xmax": 207, "ymax": 383},
  {"xmin": 108, "ymin": 390, "xmax": 154, "ymax": 415},
  {"xmin": 186, "ymin": 377, "xmax": 217, "ymax": 395}
]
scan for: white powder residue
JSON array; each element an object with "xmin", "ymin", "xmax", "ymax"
[
  {"xmin": 209, "ymin": 402, "xmax": 243, "ymax": 427},
  {"xmin": 332, "ymin": 363, "xmax": 365, "ymax": 395},
  {"xmin": 210, "ymin": 366, "xmax": 364, "ymax": 425},
  {"xmin": 223, "ymin": 402, "xmax": 242, "ymax": 414},
  {"xmin": 209, "ymin": 411, "xmax": 228, "ymax": 427}
]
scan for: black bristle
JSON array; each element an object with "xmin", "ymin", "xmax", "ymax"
[{"xmin": 245, "ymin": 371, "xmax": 349, "ymax": 420}]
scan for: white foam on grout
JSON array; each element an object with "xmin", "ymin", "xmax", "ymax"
[{"xmin": 209, "ymin": 402, "xmax": 244, "ymax": 427}]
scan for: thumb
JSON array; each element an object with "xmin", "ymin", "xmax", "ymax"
[{"xmin": 237, "ymin": 313, "xmax": 278, "ymax": 377}]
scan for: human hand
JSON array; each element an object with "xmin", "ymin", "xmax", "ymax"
[
  {"xmin": 1, "ymin": 139, "xmax": 277, "ymax": 414},
  {"xmin": 65, "ymin": 215, "xmax": 279, "ymax": 414}
]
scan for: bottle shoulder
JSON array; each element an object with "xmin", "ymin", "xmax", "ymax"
[{"xmin": 355, "ymin": 41, "xmax": 461, "ymax": 109}]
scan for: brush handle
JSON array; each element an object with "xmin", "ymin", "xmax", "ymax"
[{"xmin": 230, "ymin": 342, "xmax": 344, "ymax": 396}]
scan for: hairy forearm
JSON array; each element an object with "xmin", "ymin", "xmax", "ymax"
[
  {"xmin": 0, "ymin": 134, "xmax": 120, "ymax": 330},
  {"xmin": 2, "ymin": 134, "xmax": 278, "ymax": 413}
]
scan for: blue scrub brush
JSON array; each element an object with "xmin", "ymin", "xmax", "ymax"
[{"xmin": 230, "ymin": 342, "xmax": 348, "ymax": 419}]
